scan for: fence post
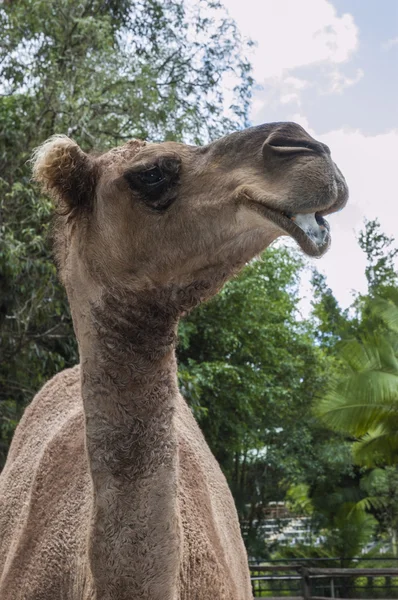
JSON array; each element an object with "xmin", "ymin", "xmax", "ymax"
[
  {"xmin": 330, "ymin": 577, "xmax": 335, "ymax": 598},
  {"xmin": 301, "ymin": 567, "xmax": 311, "ymax": 600}
]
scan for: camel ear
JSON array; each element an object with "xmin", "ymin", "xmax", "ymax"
[{"xmin": 32, "ymin": 135, "xmax": 96, "ymax": 214}]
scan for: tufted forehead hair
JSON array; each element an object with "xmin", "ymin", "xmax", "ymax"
[{"xmin": 95, "ymin": 139, "xmax": 147, "ymax": 168}]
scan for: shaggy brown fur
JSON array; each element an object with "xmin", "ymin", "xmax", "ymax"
[{"xmin": 0, "ymin": 122, "xmax": 348, "ymax": 600}]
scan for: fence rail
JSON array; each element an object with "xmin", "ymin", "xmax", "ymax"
[{"xmin": 249, "ymin": 563, "xmax": 398, "ymax": 599}]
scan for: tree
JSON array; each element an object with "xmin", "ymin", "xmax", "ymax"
[
  {"xmin": 311, "ymin": 270, "xmax": 351, "ymax": 351},
  {"xmin": 0, "ymin": 0, "xmax": 252, "ymax": 149},
  {"xmin": 283, "ymin": 434, "xmax": 377, "ymax": 563},
  {"xmin": 315, "ymin": 331, "xmax": 398, "ymax": 468},
  {"xmin": 359, "ymin": 467, "xmax": 398, "ymax": 556},
  {"xmin": 0, "ymin": 0, "xmax": 253, "ymax": 466},
  {"xmin": 177, "ymin": 247, "xmax": 334, "ymax": 555},
  {"xmin": 358, "ymin": 219, "xmax": 398, "ymax": 293},
  {"xmin": 350, "ymin": 219, "xmax": 398, "ymax": 340},
  {"xmin": 311, "ymin": 220, "xmax": 398, "ymax": 467},
  {"xmin": 312, "ymin": 222, "xmax": 398, "ymax": 555},
  {"xmin": 300, "ymin": 220, "xmax": 398, "ymax": 558}
]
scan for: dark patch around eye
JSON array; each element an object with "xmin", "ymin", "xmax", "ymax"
[{"xmin": 124, "ymin": 157, "xmax": 181, "ymax": 212}]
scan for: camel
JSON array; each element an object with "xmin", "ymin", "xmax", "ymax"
[{"xmin": 0, "ymin": 122, "xmax": 348, "ymax": 600}]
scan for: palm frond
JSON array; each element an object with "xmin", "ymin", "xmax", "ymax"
[
  {"xmin": 350, "ymin": 495, "xmax": 388, "ymax": 513},
  {"xmin": 373, "ymin": 295, "xmax": 398, "ymax": 334},
  {"xmin": 338, "ymin": 336, "xmax": 398, "ymax": 374},
  {"xmin": 353, "ymin": 428, "xmax": 398, "ymax": 467},
  {"xmin": 316, "ymin": 372, "xmax": 398, "ymax": 436},
  {"xmin": 315, "ymin": 292, "xmax": 398, "ymax": 467}
]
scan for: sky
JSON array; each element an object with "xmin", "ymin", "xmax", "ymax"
[{"xmin": 222, "ymin": 0, "xmax": 398, "ymax": 310}]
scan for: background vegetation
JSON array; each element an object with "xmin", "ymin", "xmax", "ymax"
[{"xmin": 2, "ymin": 0, "xmax": 398, "ymax": 563}]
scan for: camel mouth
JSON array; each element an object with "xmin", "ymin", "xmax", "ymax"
[
  {"xmin": 238, "ymin": 181, "xmax": 347, "ymax": 257},
  {"xmin": 254, "ymin": 204, "xmax": 333, "ymax": 257},
  {"xmin": 280, "ymin": 210, "xmax": 330, "ymax": 257}
]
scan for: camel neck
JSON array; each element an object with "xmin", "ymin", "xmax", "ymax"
[{"xmin": 77, "ymin": 290, "xmax": 181, "ymax": 600}]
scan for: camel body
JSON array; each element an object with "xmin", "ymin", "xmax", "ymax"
[{"xmin": 0, "ymin": 365, "xmax": 252, "ymax": 599}]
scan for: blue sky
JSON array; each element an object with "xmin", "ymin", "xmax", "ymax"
[
  {"xmin": 221, "ymin": 0, "xmax": 398, "ymax": 310},
  {"xmin": 301, "ymin": 0, "xmax": 398, "ymax": 135}
]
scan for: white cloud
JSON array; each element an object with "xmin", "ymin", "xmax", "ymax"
[
  {"xmin": 284, "ymin": 77, "xmax": 309, "ymax": 90},
  {"xmin": 222, "ymin": 0, "xmax": 358, "ymax": 79},
  {"xmin": 251, "ymin": 97, "xmax": 267, "ymax": 119},
  {"xmin": 259, "ymin": 75, "xmax": 310, "ymax": 108},
  {"xmin": 382, "ymin": 37, "xmax": 398, "ymax": 50},
  {"xmin": 281, "ymin": 77, "xmax": 310, "ymax": 104},
  {"xmin": 290, "ymin": 114, "xmax": 398, "ymax": 308},
  {"xmin": 280, "ymin": 93, "xmax": 301, "ymax": 104},
  {"xmin": 222, "ymin": 0, "xmax": 360, "ymax": 109},
  {"xmin": 324, "ymin": 67, "xmax": 364, "ymax": 94}
]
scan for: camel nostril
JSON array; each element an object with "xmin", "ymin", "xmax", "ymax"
[
  {"xmin": 267, "ymin": 137, "xmax": 318, "ymax": 151},
  {"xmin": 262, "ymin": 136, "xmax": 325, "ymax": 161}
]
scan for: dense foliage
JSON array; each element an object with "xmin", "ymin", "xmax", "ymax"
[
  {"xmin": 178, "ymin": 248, "xmax": 334, "ymax": 554},
  {"xmin": 0, "ymin": 0, "xmax": 252, "ymax": 463},
  {"xmin": 312, "ymin": 220, "xmax": 398, "ymax": 556}
]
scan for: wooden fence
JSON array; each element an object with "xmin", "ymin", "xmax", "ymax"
[{"xmin": 250, "ymin": 564, "xmax": 398, "ymax": 599}]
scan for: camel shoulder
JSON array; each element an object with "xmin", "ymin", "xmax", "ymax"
[{"xmin": 5, "ymin": 365, "xmax": 83, "ymax": 464}]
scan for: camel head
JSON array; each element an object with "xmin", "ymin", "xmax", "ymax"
[{"xmin": 32, "ymin": 122, "xmax": 348, "ymax": 310}]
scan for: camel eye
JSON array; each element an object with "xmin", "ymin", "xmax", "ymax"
[
  {"xmin": 138, "ymin": 167, "xmax": 165, "ymax": 186},
  {"xmin": 123, "ymin": 158, "xmax": 181, "ymax": 212}
]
